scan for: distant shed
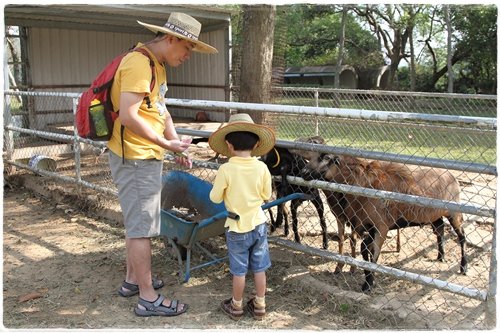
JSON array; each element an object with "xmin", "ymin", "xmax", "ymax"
[
  {"xmin": 284, "ymin": 65, "xmax": 358, "ymax": 89},
  {"xmin": 357, "ymin": 66, "xmax": 391, "ymax": 90},
  {"xmin": 4, "ymin": 4, "xmax": 232, "ymax": 122}
]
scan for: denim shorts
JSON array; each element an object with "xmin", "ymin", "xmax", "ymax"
[{"xmin": 225, "ymin": 223, "xmax": 271, "ymax": 276}]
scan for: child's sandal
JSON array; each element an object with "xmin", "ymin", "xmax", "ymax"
[
  {"xmin": 220, "ymin": 298, "xmax": 244, "ymax": 320},
  {"xmin": 246, "ymin": 297, "xmax": 266, "ymax": 320}
]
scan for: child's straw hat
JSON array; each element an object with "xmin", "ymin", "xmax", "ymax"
[{"xmin": 209, "ymin": 113, "xmax": 275, "ymax": 157}]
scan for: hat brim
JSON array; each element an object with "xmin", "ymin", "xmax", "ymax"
[
  {"xmin": 209, "ymin": 122, "xmax": 276, "ymax": 157},
  {"xmin": 137, "ymin": 20, "xmax": 218, "ymax": 54}
]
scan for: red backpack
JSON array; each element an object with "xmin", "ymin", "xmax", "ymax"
[{"xmin": 76, "ymin": 46, "xmax": 156, "ymax": 141}]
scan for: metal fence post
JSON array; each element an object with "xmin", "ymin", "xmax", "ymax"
[{"xmin": 314, "ymin": 88, "xmax": 319, "ymax": 135}]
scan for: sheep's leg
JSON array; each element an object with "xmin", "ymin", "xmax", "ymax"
[
  {"xmin": 281, "ymin": 204, "xmax": 289, "ymax": 236},
  {"xmin": 362, "ymin": 224, "xmax": 388, "ymax": 293},
  {"xmin": 371, "ymin": 225, "xmax": 388, "ymax": 264},
  {"xmin": 361, "ymin": 227, "xmax": 375, "ymax": 292},
  {"xmin": 431, "ymin": 218, "xmax": 445, "ymax": 262},
  {"xmin": 269, "ymin": 207, "xmax": 277, "ymax": 232},
  {"xmin": 276, "ymin": 203, "xmax": 284, "ymax": 228},
  {"xmin": 334, "ymin": 217, "xmax": 345, "ymax": 274},
  {"xmin": 336, "ymin": 225, "xmax": 358, "ymax": 274},
  {"xmin": 311, "ymin": 194, "xmax": 328, "ymax": 249},
  {"xmin": 448, "ymin": 214, "xmax": 467, "ymax": 274},
  {"xmin": 348, "ymin": 230, "xmax": 358, "ymax": 273},
  {"xmin": 290, "ymin": 199, "xmax": 301, "ymax": 244}
]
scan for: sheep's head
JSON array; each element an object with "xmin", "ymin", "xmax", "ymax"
[
  {"xmin": 261, "ymin": 147, "xmax": 295, "ymax": 176},
  {"xmin": 300, "ymin": 153, "xmax": 341, "ymax": 181},
  {"xmin": 291, "ymin": 135, "xmax": 326, "ymax": 161}
]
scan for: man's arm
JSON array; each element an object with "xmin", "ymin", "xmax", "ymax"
[{"xmin": 119, "ymin": 91, "xmax": 189, "ymax": 154}]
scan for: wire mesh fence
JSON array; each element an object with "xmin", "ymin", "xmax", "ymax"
[{"xmin": 3, "ymin": 89, "xmax": 497, "ymax": 329}]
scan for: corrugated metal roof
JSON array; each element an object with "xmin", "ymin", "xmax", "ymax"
[{"xmin": 4, "ymin": 4, "xmax": 232, "ymax": 34}]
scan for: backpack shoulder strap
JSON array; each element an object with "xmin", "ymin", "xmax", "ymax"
[{"xmin": 132, "ymin": 47, "xmax": 156, "ymax": 106}]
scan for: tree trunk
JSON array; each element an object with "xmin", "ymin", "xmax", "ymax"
[
  {"xmin": 409, "ymin": 6, "xmax": 416, "ymax": 91},
  {"xmin": 335, "ymin": 6, "xmax": 348, "ymax": 89},
  {"xmin": 445, "ymin": 5, "xmax": 454, "ymax": 93},
  {"xmin": 239, "ymin": 4, "xmax": 276, "ymax": 124}
]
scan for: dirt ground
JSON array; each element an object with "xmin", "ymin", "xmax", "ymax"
[
  {"xmin": 1, "ymin": 181, "xmax": 380, "ymax": 330},
  {"xmin": 2, "ymin": 161, "xmax": 496, "ymax": 330}
]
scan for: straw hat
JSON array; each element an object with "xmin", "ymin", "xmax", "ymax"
[
  {"xmin": 137, "ymin": 12, "xmax": 218, "ymax": 54},
  {"xmin": 209, "ymin": 113, "xmax": 276, "ymax": 157}
]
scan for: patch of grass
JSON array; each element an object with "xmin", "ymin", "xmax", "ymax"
[
  {"xmin": 339, "ymin": 303, "xmax": 350, "ymax": 314},
  {"xmin": 273, "ymin": 115, "xmax": 496, "ymax": 165}
]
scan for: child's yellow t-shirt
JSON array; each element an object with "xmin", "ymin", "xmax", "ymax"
[{"xmin": 209, "ymin": 156, "xmax": 273, "ymax": 233}]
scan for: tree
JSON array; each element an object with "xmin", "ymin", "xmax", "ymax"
[
  {"xmin": 281, "ymin": 5, "xmax": 380, "ymax": 68},
  {"xmin": 444, "ymin": 5, "xmax": 453, "ymax": 93},
  {"xmin": 335, "ymin": 5, "xmax": 348, "ymax": 89},
  {"xmin": 239, "ymin": 4, "xmax": 276, "ymax": 124},
  {"xmin": 418, "ymin": 5, "xmax": 496, "ymax": 93},
  {"xmin": 352, "ymin": 4, "xmax": 428, "ymax": 90}
]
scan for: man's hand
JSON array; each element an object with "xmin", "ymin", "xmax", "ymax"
[{"xmin": 171, "ymin": 137, "xmax": 192, "ymax": 169}]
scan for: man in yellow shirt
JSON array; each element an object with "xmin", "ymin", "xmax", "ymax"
[
  {"xmin": 209, "ymin": 113, "xmax": 276, "ymax": 320},
  {"xmin": 108, "ymin": 12, "xmax": 217, "ymax": 317}
]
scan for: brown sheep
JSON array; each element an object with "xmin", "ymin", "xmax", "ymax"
[
  {"xmin": 300, "ymin": 153, "xmax": 467, "ymax": 293},
  {"xmin": 292, "ymin": 136, "xmax": 356, "ymax": 274}
]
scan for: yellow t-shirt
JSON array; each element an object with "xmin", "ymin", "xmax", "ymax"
[
  {"xmin": 209, "ymin": 156, "xmax": 273, "ymax": 233},
  {"xmin": 107, "ymin": 43, "xmax": 169, "ymax": 160}
]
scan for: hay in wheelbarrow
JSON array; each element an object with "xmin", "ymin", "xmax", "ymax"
[{"xmin": 160, "ymin": 170, "xmax": 310, "ymax": 282}]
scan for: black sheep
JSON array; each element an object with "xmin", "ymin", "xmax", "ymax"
[{"xmin": 261, "ymin": 147, "xmax": 328, "ymax": 249}]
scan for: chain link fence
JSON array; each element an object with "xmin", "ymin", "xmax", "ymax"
[{"xmin": 3, "ymin": 89, "xmax": 496, "ymax": 329}]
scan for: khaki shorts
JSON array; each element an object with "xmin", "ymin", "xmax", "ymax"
[{"xmin": 108, "ymin": 150, "xmax": 163, "ymax": 238}]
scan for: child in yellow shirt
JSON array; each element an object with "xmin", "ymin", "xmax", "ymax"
[{"xmin": 209, "ymin": 113, "xmax": 276, "ymax": 320}]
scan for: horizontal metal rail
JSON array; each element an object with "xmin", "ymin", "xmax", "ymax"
[
  {"xmin": 5, "ymin": 90, "xmax": 81, "ymax": 98},
  {"xmin": 165, "ymin": 98, "xmax": 497, "ymax": 128},
  {"xmin": 7, "ymin": 160, "xmax": 118, "ymax": 196},
  {"xmin": 176, "ymin": 128, "xmax": 496, "ymax": 175},
  {"xmin": 282, "ymin": 175, "xmax": 495, "ymax": 218},
  {"xmin": 279, "ymin": 86, "xmax": 497, "ymax": 100}
]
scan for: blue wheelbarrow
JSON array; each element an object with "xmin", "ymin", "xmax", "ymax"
[{"xmin": 160, "ymin": 170, "xmax": 309, "ymax": 283}]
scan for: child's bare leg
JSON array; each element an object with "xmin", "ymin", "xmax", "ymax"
[
  {"xmin": 233, "ymin": 275, "xmax": 245, "ymax": 302},
  {"xmin": 254, "ymin": 271, "xmax": 266, "ymax": 297},
  {"xmin": 248, "ymin": 271, "xmax": 266, "ymax": 319}
]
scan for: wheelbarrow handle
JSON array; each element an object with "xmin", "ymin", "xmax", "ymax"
[
  {"xmin": 196, "ymin": 193, "xmax": 306, "ymax": 229},
  {"xmin": 261, "ymin": 193, "xmax": 310, "ymax": 210},
  {"xmin": 196, "ymin": 210, "xmax": 238, "ymax": 229}
]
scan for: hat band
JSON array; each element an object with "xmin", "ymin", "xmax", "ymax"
[{"xmin": 164, "ymin": 22, "xmax": 199, "ymax": 41}]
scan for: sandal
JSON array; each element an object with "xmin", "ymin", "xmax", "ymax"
[
  {"xmin": 246, "ymin": 297, "xmax": 266, "ymax": 320},
  {"xmin": 134, "ymin": 294, "xmax": 188, "ymax": 317},
  {"xmin": 220, "ymin": 298, "xmax": 244, "ymax": 321},
  {"xmin": 118, "ymin": 277, "xmax": 164, "ymax": 297}
]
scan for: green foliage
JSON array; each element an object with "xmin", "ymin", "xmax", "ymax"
[
  {"xmin": 449, "ymin": 5, "xmax": 497, "ymax": 93},
  {"xmin": 351, "ymin": 51, "xmax": 386, "ymax": 71},
  {"xmin": 278, "ymin": 5, "xmax": 380, "ymax": 68},
  {"xmin": 229, "ymin": 3, "xmax": 496, "ymax": 93}
]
